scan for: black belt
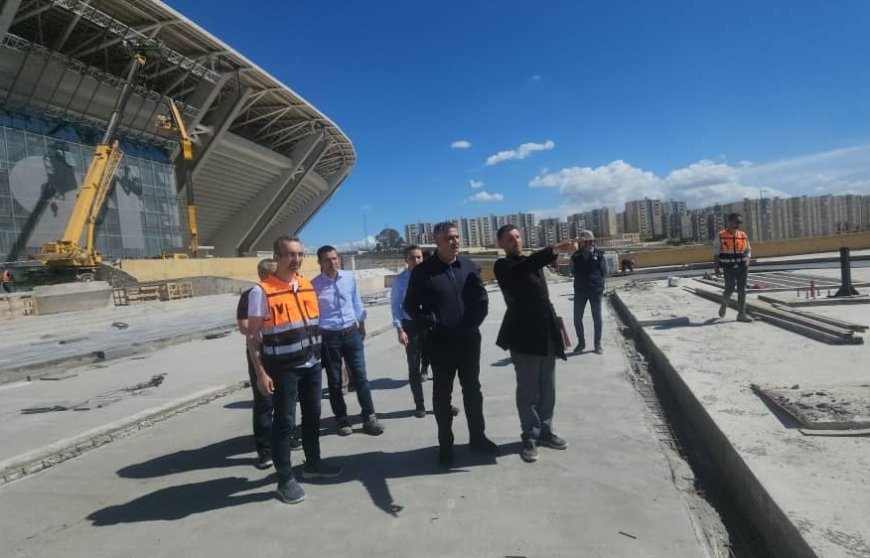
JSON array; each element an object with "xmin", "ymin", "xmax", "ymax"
[{"xmin": 323, "ymin": 324, "xmax": 358, "ymax": 336}]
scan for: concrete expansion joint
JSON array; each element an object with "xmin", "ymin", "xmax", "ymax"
[{"xmin": 0, "ymin": 381, "xmax": 246, "ymax": 487}]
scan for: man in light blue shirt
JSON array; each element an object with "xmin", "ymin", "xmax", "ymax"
[
  {"xmin": 391, "ymin": 244, "xmax": 430, "ymax": 417},
  {"xmin": 312, "ymin": 245, "xmax": 384, "ymax": 436}
]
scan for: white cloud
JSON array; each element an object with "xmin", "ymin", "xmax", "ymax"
[
  {"xmin": 451, "ymin": 140, "xmax": 472, "ymax": 149},
  {"xmin": 470, "ymin": 179, "xmax": 485, "ymax": 189},
  {"xmin": 527, "ymin": 143, "xmax": 870, "ymax": 214},
  {"xmin": 486, "ymin": 140, "xmax": 555, "ymax": 166},
  {"xmin": 467, "ymin": 191, "xmax": 504, "ymax": 202},
  {"xmin": 529, "ymin": 160, "xmax": 663, "ymax": 211}
]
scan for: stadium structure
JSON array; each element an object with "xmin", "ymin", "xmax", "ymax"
[{"xmin": 0, "ymin": 0, "xmax": 356, "ymax": 260}]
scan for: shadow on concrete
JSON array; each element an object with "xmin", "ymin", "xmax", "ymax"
[
  {"xmin": 87, "ymin": 476, "xmax": 274, "ymax": 525},
  {"xmin": 224, "ymin": 400, "xmax": 252, "ymax": 410},
  {"xmin": 650, "ymin": 317, "xmax": 721, "ymax": 330},
  {"xmin": 752, "ymin": 391, "xmax": 803, "ymax": 430},
  {"xmin": 315, "ymin": 445, "xmax": 499, "ymax": 516},
  {"xmin": 116, "ymin": 435, "xmax": 253, "ymax": 478},
  {"xmin": 369, "ymin": 378, "xmax": 408, "ymax": 390}
]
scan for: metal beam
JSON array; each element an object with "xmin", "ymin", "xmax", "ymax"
[
  {"xmin": 295, "ymin": 165, "xmax": 352, "ymax": 233},
  {"xmin": 188, "ymin": 83, "xmax": 252, "ymax": 176},
  {"xmin": 236, "ymin": 133, "xmax": 331, "ymax": 253},
  {"xmin": 53, "ymin": 0, "xmax": 88, "ymax": 50},
  {"xmin": 206, "ymin": 132, "xmax": 324, "ymax": 255},
  {"xmin": 0, "ymin": 0, "xmax": 24, "ymax": 41}
]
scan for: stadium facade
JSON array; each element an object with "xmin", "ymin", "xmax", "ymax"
[{"xmin": 0, "ymin": 0, "xmax": 355, "ymax": 260}]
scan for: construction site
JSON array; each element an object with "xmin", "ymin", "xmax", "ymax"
[{"xmin": 2, "ymin": 1, "xmax": 870, "ymax": 558}]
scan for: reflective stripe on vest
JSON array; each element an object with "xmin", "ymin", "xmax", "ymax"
[
  {"xmin": 259, "ymin": 275, "xmax": 321, "ymax": 365},
  {"xmin": 718, "ymin": 229, "xmax": 748, "ymax": 264}
]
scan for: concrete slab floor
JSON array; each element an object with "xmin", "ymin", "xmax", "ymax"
[
  {"xmin": 0, "ymin": 282, "xmax": 713, "ymax": 558},
  {"xmin": 616, "ymin": 278, "xmax": 870, "ymax": 558}
]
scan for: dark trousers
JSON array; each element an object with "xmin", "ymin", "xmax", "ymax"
[
  {"xmin": 510, "ymin": 350, "xmax": 556, "ymax": 441},
  {"xmin": 574, "ymin": 289, "xmax": 604, "ymax": 349},
  {"xmin": 322, "ymin": 327, "xmax": 375, "ymax": 419},
  {"xmin": 431, "ymin": 333, "xmax": 486, "ymax": 448},
  {"xmin": 402, "ymin": 319, "xmax": 425, "ymax": 407},
  {"xmin": 723, "ymin": 264, "xmax": 748, "ymax": 315},
  {"xmin": 264, "ymin": 358, "xmax": 322, "ymax": 484},
  {"xmin": 245, "ymin": 351, "xmax": 274, "ymax": 457}
]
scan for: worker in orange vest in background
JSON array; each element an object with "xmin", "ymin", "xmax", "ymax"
[
  {"xmin": 1, "ymin": 268, "xmax": 14, "ymax": 293},
  {"xmin": 713, "ymin": 213, "xmax": 753, "ymax": 323}
]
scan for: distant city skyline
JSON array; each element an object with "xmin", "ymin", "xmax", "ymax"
[{"xmin": 401, "ymin": 193, "xmax": 870, "ymax": 251}]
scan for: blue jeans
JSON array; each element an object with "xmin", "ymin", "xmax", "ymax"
[
  {"xmin": 264, "ymin": 358, "xmax": 322, "ymax": 484},
  {"xmin": 574, "ymin": 289, "xmax": 604, "ymax": 349},
  {"xmin": 246, "ymin": 350, "xmax": 274, "ymax": 457},
  {"xmin": 322, "ymin": 327, "xmax": 376, "ymax": 419}
]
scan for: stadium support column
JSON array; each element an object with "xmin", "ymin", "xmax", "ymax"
[
  {"xmin": 0, "ymin": 0, "xmax": 23, "ymax": 41},
  {"xmin": 222, "ymin": 132, "xmax": 331, "ymax": 255}
]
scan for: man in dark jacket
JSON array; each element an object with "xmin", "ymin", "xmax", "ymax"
[
  {"xmin": 570, "ymin": 230, "xmax": 608, "ymax": 354},
  {"xmin": 404, "ymin": 221, "xmax": 498, "ymax": 466},
  {"xmin": 494, "ymin": 225, "xmax": 575, "ymax": 463}
]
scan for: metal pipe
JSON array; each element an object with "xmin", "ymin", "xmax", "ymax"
[{"xmin": 833, "ymin": 247, "xmax": 860, "ymax": 297}]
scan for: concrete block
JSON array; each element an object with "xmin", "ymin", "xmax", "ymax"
[{"xmin": 32, "ymin": 282, "xmax": 113, "ymax": 315}]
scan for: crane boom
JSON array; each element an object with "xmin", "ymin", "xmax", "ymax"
[{"xmin": 40, "ymin": 53, "xmax": 145, "ymax": 270}]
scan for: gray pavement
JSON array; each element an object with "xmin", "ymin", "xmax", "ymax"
[
  {"xmin": 0, "ymin": 282, "xmax": 713, "ymax": 558},
  {"xmin": 615, "ymin": 272, "xmax": 870, "ymax": 558}
]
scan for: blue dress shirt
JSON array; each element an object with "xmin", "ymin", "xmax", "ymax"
[
  {"xmin": 311, "ymin": 270, "xmax": 367, "ymax": 331},
  {"xmin": 390, "ymin": 268, "xmax": 412, "ymax": 329}
]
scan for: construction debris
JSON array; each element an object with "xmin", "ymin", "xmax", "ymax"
[{"xmin": 751, "ymin": 384, "xmax": 870, "ymax": 435}]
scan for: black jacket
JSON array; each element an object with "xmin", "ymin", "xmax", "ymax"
[
  {"xmin": 571, "ymin": 248, "xmax": 607, "ymax": 292},
  {"xmin": 403, "ymin": 254, "xmax": 488, "ymax": 362},
  {"xmin": 494, "ymin": 248, "xmax": 565, "ymax": 359}
]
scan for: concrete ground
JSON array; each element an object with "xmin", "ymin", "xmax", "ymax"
[
  {"xmin": 0, "ymin": 282, "xmax": 713, "ymax": 558},
  {"xmin": 614, "ymin": 270, "xmax": 870, "ymax": 558}
]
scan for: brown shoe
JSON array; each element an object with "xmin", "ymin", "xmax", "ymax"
[{"xmin": 363, "ymin": 414, "xmax": 385, "ymax": 436}]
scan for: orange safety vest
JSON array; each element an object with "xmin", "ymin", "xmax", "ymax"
[
  {"xmin": 258, "ymin": 274, "xmax": 321, "ymax": 366},
  {"xmin": 718, "ymin": 229, "xmax": 749, "ymax": 265}
]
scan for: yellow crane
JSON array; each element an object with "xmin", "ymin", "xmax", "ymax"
[
  {"xmin": 157, "ymin": 99, "xmax": 199, "ymax": 257},
  {"xmin": 39, "ymin": 53, "xmax": 146, "ymax": 272}
]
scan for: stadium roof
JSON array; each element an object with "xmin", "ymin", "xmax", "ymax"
[{"xmin": 0, "ymin": 0, "xmax": 356, "ymax": 255}]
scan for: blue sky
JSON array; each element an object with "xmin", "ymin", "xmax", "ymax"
[{"xmin": 166, "ymin": 0, "xmax": 870, "ymax": 249}]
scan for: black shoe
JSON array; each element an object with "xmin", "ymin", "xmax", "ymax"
[
  {"xmin": 538, "ymin": 433, "xmax": 569, "ymax": 450},
  {"xmin": 276, "ymin": 479, "xmax": 305, "ymax": 504},
  {"xmin": 302, "ymin": 458, "xmax": 343, "ymax": 479},
  {"xmin": 594, "ymin": 346, "xmax": 604, "ymax": 355},
  {"xmin": 574, "ymin": 342, "xmax": 585, "ymax": 354},
  {"xmin": 520, "ymin": 439, "xmax": 538, "ymax": 463},
  {"xmin": 254, "ymin": 453, "xmax": 273, "ymax": 470},
  {"xmin": 451, "ymin": 405, "xmax": 460, "ymax": 417},
  {"xmin": 289, "ymin": 437, "xmax": 302, "ymax": 451},
  {"xmin": 438, "ymin": 446, "xmax": 454, "ymax": 467},
  {"xmin": 469, "ymin": 436, "xmax": 499, "ymax": 455},
  {"xmin": 413, "ymin": 405, "xmax": 426, "ymax": 418}
]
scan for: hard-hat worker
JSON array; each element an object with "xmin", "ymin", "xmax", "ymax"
[{"xmin": 713, "ymin": 213, "xmax": 754, "ymax": 323}]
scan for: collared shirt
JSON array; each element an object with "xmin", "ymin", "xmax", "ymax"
[
  {"xmin": 311, "ymin": 270, "xmax": 367, "ymax": 331},
  {"xmin": 390, "ymin": 267, "xmax": 412, "ymax": 329}
]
